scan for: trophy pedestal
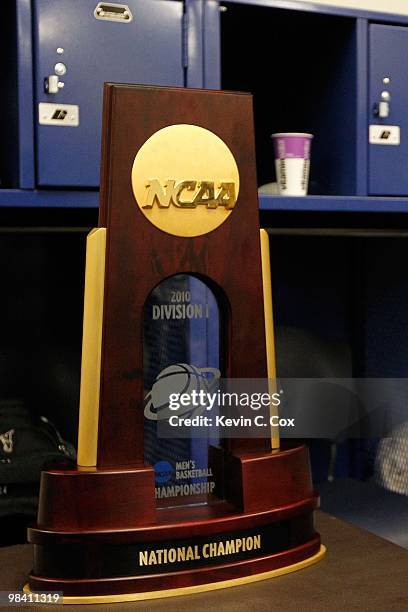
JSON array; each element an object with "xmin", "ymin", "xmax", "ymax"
[
  {"xmin": 27, "ymin": 445, "xmax": 324, "ymax": 601},
  {"xmin": 34, "ymin": 466, "xmax": 156, "ymax": 531}
]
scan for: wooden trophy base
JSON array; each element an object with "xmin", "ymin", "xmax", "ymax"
[{"xmin": 27, "ymin": 445, "xmax": 324, "ymax": 603}]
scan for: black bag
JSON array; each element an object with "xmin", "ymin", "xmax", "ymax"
[{"xmin": 0, "ymin": 399, "xmax": 76, "ymax": 521}]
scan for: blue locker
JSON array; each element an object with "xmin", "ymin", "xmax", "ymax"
[
  {"xmin": 33, "ymin": 0, "xmax": 184, "ymax": 187},
  {"xmin": 369, "ymin": 24, "xmax": 408, "ymax": 195}
]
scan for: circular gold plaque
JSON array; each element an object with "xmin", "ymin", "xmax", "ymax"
[{"xmin": 131, "ymin": 124, "xmax": 240, "ymax": 238}]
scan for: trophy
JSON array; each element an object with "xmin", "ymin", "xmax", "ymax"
[{"xmin": 27, "ymin": 84, "xmax": 324, "ymax": 602}]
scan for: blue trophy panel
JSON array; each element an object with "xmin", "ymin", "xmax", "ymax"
[
  {"xmin": 33, "ymin": 0, "xmax": 184, "ymax": 187},
  {"xmin": 369, "ymin": 24, "xmax": 408, "ymax": 196},
  {"xmin": 143, "ymin": 274, "xmax": 221, "ymax": 509}
]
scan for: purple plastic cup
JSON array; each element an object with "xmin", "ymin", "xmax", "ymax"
[{"xmin": 271, "ymin": 133, "xmax": 313, "ymax": 196}]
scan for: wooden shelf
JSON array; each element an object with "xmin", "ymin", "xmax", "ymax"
[
  {"xmin": 259, "ymin": 195, "xmax": 408, "ymax": 214},
  {"xmin": 2, "ymin": 190, "xmax": 408, "ymax": 214},
  {"xmin": 0, "ymin": 189, "xmax": 99, "ymax": 208}
]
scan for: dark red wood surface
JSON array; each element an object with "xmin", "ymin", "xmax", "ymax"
[
  {"xmin": 28, "ymin": 537, "xmax": 320, "ymax": 596},
  {"xmin": 227, "ymin": 445, "xmax": 314, "ymax": 512},
  {"xmin": 36, "ymin": 467, "xmax": 155, "ymax": 531},
  {"xmin": 28, "ymin": 443, "xmax": 320, "ymax": 593},
  {"xmin": 97, "ymin": 84, "xmax": 270, "ymax": 468},
  {"xmin": 31, "ymin": 445, "xmax": 316, "ymax": 538},
  {"xmin": 29, "ymin": 495, "xmax": 319, "ymax": 545}
]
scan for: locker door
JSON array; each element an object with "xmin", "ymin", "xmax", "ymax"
[
  {"xmin": 33, "ymin": 0, "xmax": 184, "ymax": 187},
  {"xmin": 369, "ymin": 24, "xmax": 408, "ymax": 195}
]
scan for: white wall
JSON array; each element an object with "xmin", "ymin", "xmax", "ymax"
[{"xmin": 296, "ymin": 0, "xmax": 408, "ymax": 16}]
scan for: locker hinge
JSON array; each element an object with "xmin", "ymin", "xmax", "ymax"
[{"xmin": 182, "ymin": 10, "xmax": 188, "ymax": 70}]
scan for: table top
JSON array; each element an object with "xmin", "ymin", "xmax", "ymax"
[{"xmin": 0, "ymin": 511, "xmax": 407, "ymax": 611}]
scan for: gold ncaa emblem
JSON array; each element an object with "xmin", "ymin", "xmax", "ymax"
[{"xmin": 131, "ymin": 124, "xmax": 240, "ymax": 237}]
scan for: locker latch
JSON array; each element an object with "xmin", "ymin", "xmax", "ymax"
[
  {"xmin": 373, "ymin": 91, "xmax": 391, "ymax": 119},
  {"xmin": 44, "ymin": 75, "xmax": 64, "ymax": 94}
]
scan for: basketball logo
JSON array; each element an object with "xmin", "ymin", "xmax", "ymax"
[{"xmin": 144, "ymin": 363, "xmax": 220, "ymax": 421}]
